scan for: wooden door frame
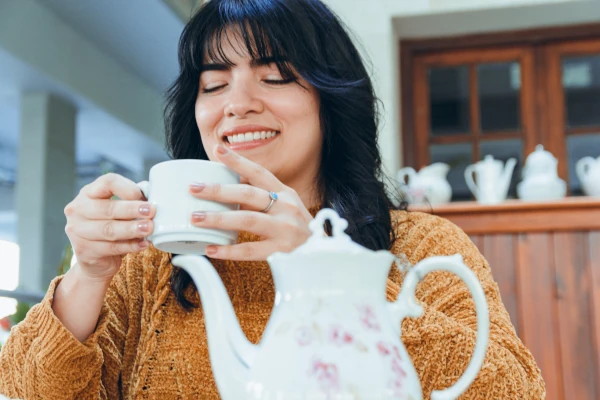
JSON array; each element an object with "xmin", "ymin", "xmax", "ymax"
[
  {"xmin": 400, "ymin": 22, "xmax": 600, "ymax": 170},
  {"xmin": 412, "ymin": 46, "xmax": 535, "ymax": 168},
  {"xmin": 545, "ymin": 38, "xmax": 600, "ymax": 180}
]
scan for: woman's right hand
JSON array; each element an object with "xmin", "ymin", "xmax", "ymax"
[{"xmin": 64, "ymin": 173, "xmax": 156, "ymax": 283}]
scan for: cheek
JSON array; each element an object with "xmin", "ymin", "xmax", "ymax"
[
  {"xmin": 195, "ymin": 100, "xmax": 221, "ymax": 138},
  {"xmin": 275, "ymin": 91, "xmax": 320, "ymax": 130},
  {"xmin": 195, "ymin": 100, "xmax": 222, "ymax": 161}
]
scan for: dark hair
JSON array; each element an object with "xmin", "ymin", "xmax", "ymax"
[{"xmin": 164, "ymin": 0, "xmax": 406, "ymax": 310}]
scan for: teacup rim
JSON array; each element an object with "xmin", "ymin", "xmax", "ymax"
[{"xmin": 150, "ymin": 159, "xmax": 232, "ymax": 172}]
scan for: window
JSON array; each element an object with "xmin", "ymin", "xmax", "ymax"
[{"xmin": 401, "ymin": 25, "xmax": 600, "ymax": 201}]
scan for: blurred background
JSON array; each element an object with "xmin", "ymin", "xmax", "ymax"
[{"xmin": 0, "ymin": 0, "xmax": 599, "ymax": 399}]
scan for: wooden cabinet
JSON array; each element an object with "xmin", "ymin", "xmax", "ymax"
[
  {"xmin": 401, "ymin": 25, "xmax": 600, "ymax": 201},
  {"xmin": 412, "ymin": 198, "xmax": 600, "ymax": 400}
]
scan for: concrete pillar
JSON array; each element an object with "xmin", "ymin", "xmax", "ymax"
[{"xmin": 16, "ymin": 93, "xmax": 76, "ymax": 292}]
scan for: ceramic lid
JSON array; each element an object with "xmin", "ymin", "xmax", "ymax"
[
  {"xmin": 287, "ymin": 208, "xmax": 372, "ymax": 256},
  {"xmin": 525, "ymin": 145, "xmax": 556, "ymax": 167}
]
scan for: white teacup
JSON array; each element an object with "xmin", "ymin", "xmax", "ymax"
[{"xmin": 137, "ymin": 159, "xmax": 240, "ymax": 255}]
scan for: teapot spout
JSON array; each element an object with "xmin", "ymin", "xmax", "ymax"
[{"xmin": 172, "ymin": 255, "xmax": 256, "ymax": 399}]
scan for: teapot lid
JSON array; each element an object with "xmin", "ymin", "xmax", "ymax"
[
  {"xmin": 525, "ymin": 144, "xmax": 556, "ymax": 166},
  {"xmin": 287, "ymin": 208, "xmax": 371, "ymax": 256}
]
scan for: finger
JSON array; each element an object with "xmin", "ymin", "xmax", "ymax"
[
  {"xmin": 189, "ymin": 183, "xmax": 271, "ymax": 211},
  {"xmin": 79, "ymin": 198, "xmax": 156, "ymax": 220},
  {"xmin": 212, "ymin": 144, "xmax": 284, "ymax": 191},
  {"xmin": 205, "ymin": 241, "xmax": 276, "ymax": 261},
  {"xmin": 67, "ymin": 219, "xmax": 153, "ymax": 241},
  {"xmin": 79, "ymin": 238, "xmax": 150, "ymax": 259},
  {"xmin": 191, "ymin": 210, "xmax": 272, "ymax": 237},
  {"xmin": 82, "ymin": 173, "xmax": 145, "ymax": 201}
]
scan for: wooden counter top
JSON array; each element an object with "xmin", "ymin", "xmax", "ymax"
[{"xmin": 409, "ymin": 197, "xmax": 600, "ymax": 234}]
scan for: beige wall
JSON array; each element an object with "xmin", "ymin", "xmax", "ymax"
[{"xmin": 322, "ymin": 0, "xmax": 595, "ymax": 179}]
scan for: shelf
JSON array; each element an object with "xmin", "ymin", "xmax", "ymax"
[{"xmin": 409, "ymin": 197, "xmax": 600, "ymax": 234}]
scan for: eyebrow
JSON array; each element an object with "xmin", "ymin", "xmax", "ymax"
[{"xmin": 201, "ymin": 56, "xmax": 285, "ymax": 72}]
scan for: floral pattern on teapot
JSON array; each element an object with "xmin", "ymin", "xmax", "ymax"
[{"xmin": 273, "ymin": 298, "xmax": 415, "ymax": 399}]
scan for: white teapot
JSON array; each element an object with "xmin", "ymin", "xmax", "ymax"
[
  {"xmin": 465, "ymin": 155, "xmax": 517, "ymax": 204},
  {"xmin": 172, "ymin": 209, "xmax": 490, "ymax": 400},
  {"xmin": 517, "ymin": 145, "xmax": 566, "ymax": 201},
  {"xmin": 397, "ymin": 163, "xmax": 452, "ymax": 205},
  {"xmin": 576, "ymin": 155, "xmax": 600, "ymax": 197}
]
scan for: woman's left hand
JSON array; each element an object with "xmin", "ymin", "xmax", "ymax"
[{"xmin": 189, "ymin": 144, "xmax": 314, "ymax": 261}]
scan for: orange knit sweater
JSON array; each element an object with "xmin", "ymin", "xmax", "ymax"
[{"xmin": 0, "ymin": 211, "xmax": 545, "ymax": 399}]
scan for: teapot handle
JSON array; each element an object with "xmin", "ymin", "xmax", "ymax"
[
  {"xmin": 464, "ymin": 165, "xmax": 479, "ymax": 201},
  {"xmin": 397, "ymin": 167, "xmax": 416, "ymax": 186},
  {"xmin": 576, "ymin": 157, "xmax": 594, "ymax": 182},
  {"xmin": 388, "ymin": 254, "xmax": 490, "ymax": 400}
]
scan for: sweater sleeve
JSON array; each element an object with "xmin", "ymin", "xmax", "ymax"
[
  {"xmin": 386, "ymin": 212, "xmax": 546, "ymax": 399},
  {"xmin": 0, "ymin": 258, "xmax": 132, "ymax": 400}
]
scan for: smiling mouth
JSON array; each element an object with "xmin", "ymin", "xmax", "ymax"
[{"xmin": 223, "ymin": 130, "xmax": 280, "ymax": 144}]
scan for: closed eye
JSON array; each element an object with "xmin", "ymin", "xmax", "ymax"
[
  {"xmin": 201, "ymin": 84, "xmax": 226, "ymax": 94},
  {"xmin": 264, "ymin": 78, "xmax": 296, "ymax": 85}
]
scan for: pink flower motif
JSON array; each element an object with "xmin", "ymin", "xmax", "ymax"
[
  {"xmin": 389, "ymin": 358, "xmax": 408, "ymax": 396},
  {"xmin": 295, "ymin": 325, "xmax": 313, "ymax": 346},
  {"xmin": 391, "ymin": 358, "xmax": 407, "ymax": 379},
  {"xmin": 309, "ymin": 359, "xmax": 340, "ymax": 392},
  {"xmin": 378, "ymin": 341, "xmax": 408, "ymax": 396},
  {"xmin": 393, "ymin": 345, "xmax": 403, "ymax": 361},
  {"xmin": 377, "ymin": 341, "xmax": 391, "ymax": 356},
  {"xmin": 357, "ymin": 304, "xmax": 380, "ymax": 331},
  {"xmin": 328, "ymin": 324, "xmax": 354, "ymax": 346}
]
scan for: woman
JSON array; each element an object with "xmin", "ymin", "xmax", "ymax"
[{"xmin": 0, "ymin": 0, "xmax": 545, "ymax": 398}]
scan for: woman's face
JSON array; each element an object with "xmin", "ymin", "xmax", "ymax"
[{"xmin": 195, "ymin": 34, "xmax": 323, "ymax": 196}]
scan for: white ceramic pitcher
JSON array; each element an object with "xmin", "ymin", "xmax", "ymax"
[
  {"xmin": 172, "ymin": 209, "xmax": 490, "ymax": 400},
  {"xmin": 397, "ymin": 163, "xmax": 452, "ymax": 205},
  {"xmin": 465, "ymin": 155, "xmax": 517, "ymax": 204},
  {"xmin": 576, "ymin": 155, "xmax": 600, "ymax": 197}
]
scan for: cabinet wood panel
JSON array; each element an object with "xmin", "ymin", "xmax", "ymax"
[
  {"xmin": 590, "ymin": 232, "xmax": 600, "ymax": 390},
  {"xmin": 553, "ymin": 232, "xmax": 597, "ymax": 400},
  {"xmin": 515, "ymin": 233, "xmax": 562, "ymax": 400},
  {"xmin": 412, "ymin": 198, "xmax": 600, "ymax": 400},
  {"xmin": 483, "ymin": 234, "xmax": 519, "ymax": 332}
]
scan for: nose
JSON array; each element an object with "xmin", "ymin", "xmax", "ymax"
[{"xmin": 224, "ymin": 81, "xmax": 264, "ymax": 118}]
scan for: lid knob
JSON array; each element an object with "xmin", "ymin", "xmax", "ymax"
[{"xmin": 308, "ymin": 208, "xmax": 350, "ymax": 240}]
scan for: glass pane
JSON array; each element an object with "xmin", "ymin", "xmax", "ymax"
[
  {"xmin": 479, "ymin": 139, "xmax": 524, "ymax": 199},
  {"xmin": 478, "ymin": 62, "xmax": 521, "ymax": 133},
  {"xmin": 430, "ymin": 142, "xmax": 473, "ymax": 201},
  {"xmin": 429, "ymin": 66, "xmax": 470, "ymax": 136},
  {"xmin": 563, "ymin": 54, "xmax": 600, "ymax": 129},
  {"xmin": 567, "ymin": 133, "xmax": 600, "ymax": 195}
]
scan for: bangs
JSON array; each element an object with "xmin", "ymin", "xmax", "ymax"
[{"xmin": 185, "ymin": 2, "xmax": 299, "ymax": 81}]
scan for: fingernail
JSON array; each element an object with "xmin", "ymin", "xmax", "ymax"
[
  {"xmin": 138, "ymin": 221, "xmax": 150, "ymax": 233},
  {"xmin": 138, "ymin": 239, "xmax": 149, "ymax": 249},
  {"xmin": 190, "ymin": 182, "xmax": 206, "ymax": 193},
  {"xmin": 216, "ymin": 145, "xmax": 229, "ymax": 155},
  {"xmin": 205, "ymin": 246, "xmax": 217, "ymax": 256},
  {"xmin": 192, "ymin": 211, "xmax": 206, "ymax": 222},
  {"xmin": 139, "ymin": 204, "xmax": 151, "ymax": 216}
]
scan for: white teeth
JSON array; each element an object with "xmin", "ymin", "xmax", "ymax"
[{"xmin": 226, "ymin": 131, "xmax": 278, "ymax": 143}]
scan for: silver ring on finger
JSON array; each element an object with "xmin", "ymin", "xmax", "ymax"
[{"xmin": 261, "ymin": 191, "xmax": 279, "ymax": 213}]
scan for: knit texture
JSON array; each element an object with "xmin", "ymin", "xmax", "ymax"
[{"xmin": 0, "ymin": 211, "xmax": 545, "ymax": 399}]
